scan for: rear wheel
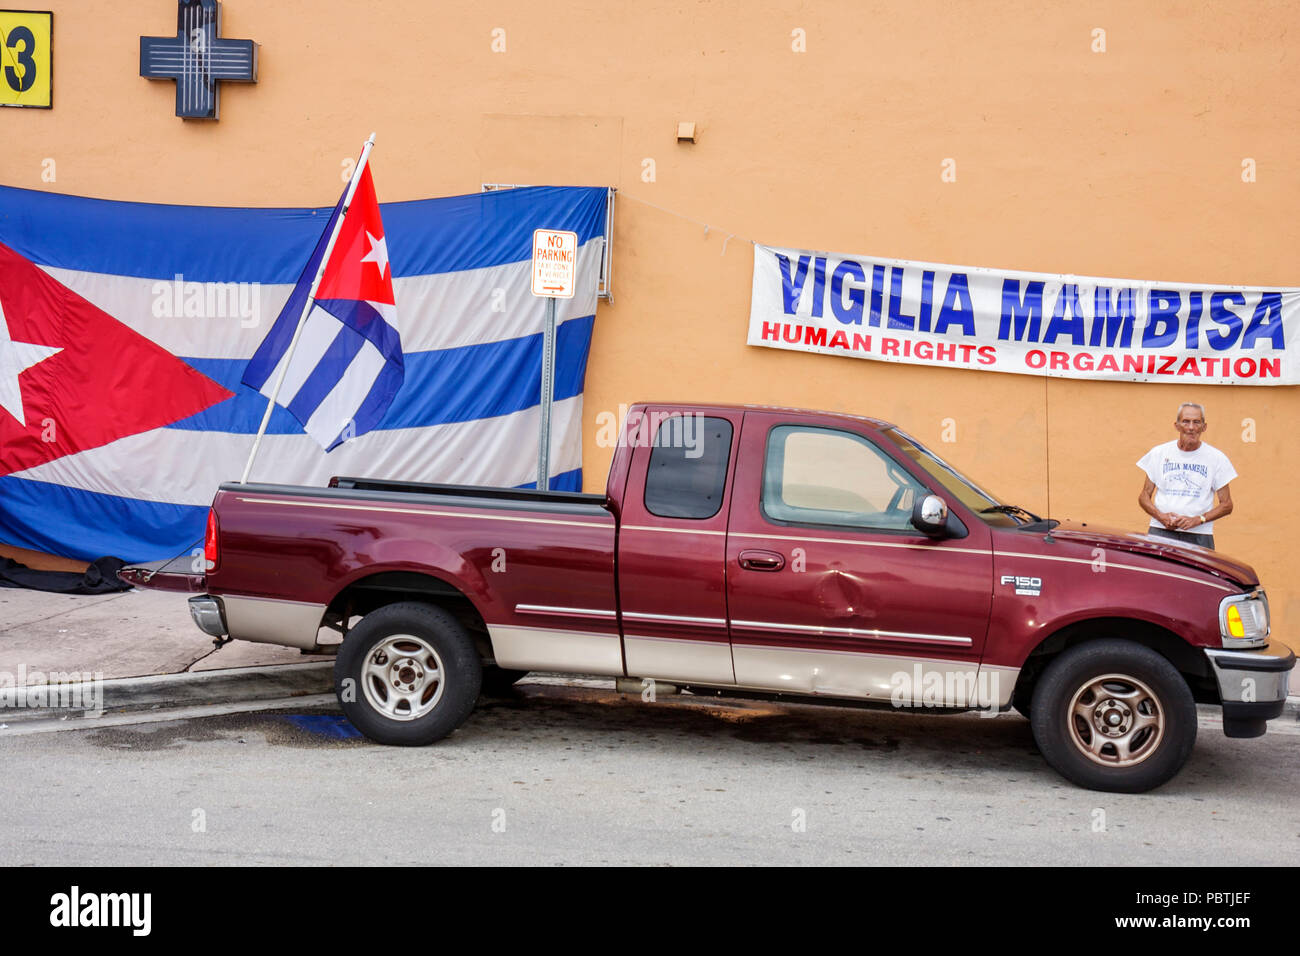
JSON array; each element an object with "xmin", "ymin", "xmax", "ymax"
[
  {"xmin": 335, "ymin": 602, "xmax": 482, "ymax": 745},
  {"xmin": 1030, "ymin": 639, "xmax": 1196, "ymax": 793}
]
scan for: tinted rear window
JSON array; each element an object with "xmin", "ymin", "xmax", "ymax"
[{"xmin": 644, "ymin": 416, "xmax": 733, "ymax": 519}]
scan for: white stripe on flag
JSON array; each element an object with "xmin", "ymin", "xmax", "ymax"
[
  {"xmin": 7, "ymin": 396, "xmax": 585, "ymax": 505},
  {"xmin": 303, "ymin": 339, "xmax": 388, "ymax": 447},
  {"xmin": 37, "ymin": 239, "xmax": 602, "ymax": 360},
  {"xmin": 262, "ymin": 304, "xmax": 342, "ymax": 405}
]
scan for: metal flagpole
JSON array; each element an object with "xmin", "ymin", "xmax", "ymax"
[
  {"xmin": 537, "ymin": 295, "xmax": 557, "ymax": 491},
  {"xmin": 240, "ymin": 132, "xmax": 377, "ymax": 484}
]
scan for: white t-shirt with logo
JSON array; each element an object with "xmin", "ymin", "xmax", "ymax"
[{"xmin": 1137, "ymin": 440, "xmax": 1237, "ymax": 534}]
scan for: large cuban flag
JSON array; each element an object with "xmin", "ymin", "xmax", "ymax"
[{"xmin": 0, "ymin": 182, "xmax": 607, "ymax": 563}]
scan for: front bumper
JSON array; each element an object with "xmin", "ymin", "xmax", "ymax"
[{"xmin": 1204, "ymin": 645, "xmax": 1295, "ymax": 738}]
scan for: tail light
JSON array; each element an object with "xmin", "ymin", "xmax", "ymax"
[{"xmin": 204, "ymin": 509, "xmax": 219, "ymax": 572}]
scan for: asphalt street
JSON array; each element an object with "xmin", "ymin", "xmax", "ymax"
[{"xmin": 1, "ymin": 681, "xmax": 1296, "ymax": 866}]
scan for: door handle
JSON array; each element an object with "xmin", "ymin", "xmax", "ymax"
[{"xmin": 739, "ymin": 549, "xmax": 785, "ymax": 572}]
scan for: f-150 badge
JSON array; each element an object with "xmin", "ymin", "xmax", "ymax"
[{"xmin": 1001, "ymin": 574, "xmax": 1042, "ymax": 596}]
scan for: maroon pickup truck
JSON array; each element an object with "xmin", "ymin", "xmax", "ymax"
[{"xmin": 124, "ymin": 402, "xmax": 1293, "ymax": 792}]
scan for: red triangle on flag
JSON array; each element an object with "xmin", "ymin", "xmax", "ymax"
[{"xmin": 0, "ymin": 242, "xmax": 234, "ymax": 477}]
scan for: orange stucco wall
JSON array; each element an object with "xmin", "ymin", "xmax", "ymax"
[{"xmin": 3, "ymin": 1, "xmax": 1297, "ymax": 649}]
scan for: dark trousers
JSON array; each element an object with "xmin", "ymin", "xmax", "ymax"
[{"xmin": 1148, "ymin": 527, "xmax": 1215, "ymax": 550}]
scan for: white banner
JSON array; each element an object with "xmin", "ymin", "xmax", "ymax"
[{"xmin": 749, "ymin": 243, "xmax": 1300, "ymax": 385}]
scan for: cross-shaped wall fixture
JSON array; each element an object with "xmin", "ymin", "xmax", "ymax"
[{"xmin": 140, "ymin": 0, "xmax": 258, "ymax": 119}]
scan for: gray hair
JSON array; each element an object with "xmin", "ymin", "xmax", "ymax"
[{"xmin": 1176, "ymin": 402, "xmax": 1206, "ymax": 422}]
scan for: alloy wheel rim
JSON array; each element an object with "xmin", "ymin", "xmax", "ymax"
[
  {"xmin": 362, "ymin": 634, "xmax": 445, "ymax": 721},
  {"xmin": 1067, "ymin": 673, "xmax": 1165, "ymax": 767}
]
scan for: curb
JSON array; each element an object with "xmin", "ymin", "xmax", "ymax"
[{"xmin": 0, "ymin": 661, "xmax": 333, "ymax": 724}]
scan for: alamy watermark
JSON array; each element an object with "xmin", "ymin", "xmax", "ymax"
[
  {"xmin": 50, "ymin": 886, "xmax": 151, "ymax": 936},
  {"xmin": 0, "ymin": 665, "xmax": 104, "ymax": 718},
  {"xmin": 151, "ymin": 274, "xmax": 261, "ymax": 328},
  {"xmin": 890, "ymin": 664, "xmax": 1000, "ymax": 717},
  {"xmin": 594, "ymin": 405, "xmax": 706, "ymax": 458}
]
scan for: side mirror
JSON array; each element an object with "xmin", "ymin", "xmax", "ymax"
[{"xmin": 911, "ymin": 494, "xmax": 949, "ymax": 537}]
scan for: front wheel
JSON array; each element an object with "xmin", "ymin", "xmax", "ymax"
[
  {"xmin": 1030, "ymin": 639, "xmax": 1196, "ymax": 793},
  {"xmin": 335, "ymin": 602, "xmax": 482, "ymax": 746}
]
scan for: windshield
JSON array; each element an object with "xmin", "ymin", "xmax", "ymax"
[{"xmin": 879, "ymin": 427, "xmax": 1022, "ymax": 528}]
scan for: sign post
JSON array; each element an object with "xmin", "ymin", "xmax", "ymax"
[{"xmin": 530, "ymin": 229, "xmax": 577, "ymax": 491}]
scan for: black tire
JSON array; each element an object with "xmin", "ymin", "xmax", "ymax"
[
  {"xmin": 335, "ymin": 601, "xmax": 482, "ymax": 746},
  {"xmin": 1030, "ymin": 639, "xmax": 1196, "ymax": 793},
  {"xmin": 479, "ymin": 666, "xmax": 529, "ymax": 698}
]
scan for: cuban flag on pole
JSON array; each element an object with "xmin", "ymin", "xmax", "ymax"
[
  {"xmin": 0, "ymin": 177, "xmax": 606, "ymax": 563},
  {"xmin": 242, "ymin": 144, "xmax": 403, "ymax": 458}
]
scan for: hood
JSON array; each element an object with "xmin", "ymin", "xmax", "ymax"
[{"xmin": 1043, "ymin": 521, "xmax": 1258, "ymax": 588}]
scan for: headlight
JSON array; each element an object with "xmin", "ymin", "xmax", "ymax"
[{"xmin": 1219, "ymin": 590, "xmax": 1270, "ymax": 648}]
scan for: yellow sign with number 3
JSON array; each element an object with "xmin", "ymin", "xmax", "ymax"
[{"xmin": 0, "ymin": 9, "xmax": 51, "ymax": 108}]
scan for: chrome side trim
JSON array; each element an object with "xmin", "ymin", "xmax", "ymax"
[
  {"xmin": 515, "ymin": 604, "xmax": 617, "ymax": 620},
  {"xmin": 731, "ymin": 619, "xmax": 973, "ymax": 646},
  {"xmin": 621, "ymin": 611, "xmax": 727, "ymax": 627},
  {"xmin": 221, "ymin": 594, "xmax": 326, "ymax": 650},
  {"xmin": 234, "ymin": 496, "xmax": 610, "ymax": 530},
  {"xmin": 487, "ymin": 624, "xmax": 624, "ymax": 676},
  {"xmin": 622, "ymin": 525, "xmax": 727, "ymax": 536}
]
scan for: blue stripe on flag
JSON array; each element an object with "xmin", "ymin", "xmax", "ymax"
[
  {"xmin": 0, "ymin": 476, "xmax": 210, "ymax": 563},
  {"xmin": 343, "ymin": 360, "xmax": 406, "ymax": 449},
  {"xmin": 284, "ymin": 326, "xmax": 368, "ymax": 424},
  {"xmin": 517, "ymin": 467, "xmax": 582, "ymax": 492},
  {"xmin": 173, "ymin": 315, "xmax": 595, "ymax": 433},
  {"xmin": 317, "ymin": 298, "xmax": 404, "ymax": 363},
  {"xmin": 0, "ymin": 184, "xmax": 608, "ymax": 283},
  {"xmin": 0, "ymin": 468, "xmax": 584, "ymax": 562}
]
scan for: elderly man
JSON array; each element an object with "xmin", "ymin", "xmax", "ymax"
[{"xmin": 1137, "ymin": 402, "xmax": 1236, "ymax": 549}]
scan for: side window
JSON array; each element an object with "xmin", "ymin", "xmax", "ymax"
[
  {"xmin": 644, "ymin": 415, "xmax": 733, "ymax": 519},
  {"xmin": 763, "ymin": 425, "xmax": 927, "ymax": 531}
]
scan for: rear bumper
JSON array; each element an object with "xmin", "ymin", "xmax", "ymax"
[
  {"xmin": 185, "ymin": 593, "xmax": 323, "ymax": 648},
  {"xmin": 1204, "ymin": 645, "xmax": 1294, "ymax": 738},
  {"xmin": 188, "ymin": 595, "xmax": 228, "ymax": 638}
]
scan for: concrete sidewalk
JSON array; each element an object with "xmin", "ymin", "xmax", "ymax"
[{"xmin": 0, "ymin": 586, "xmax": 334, "ymax": 680}]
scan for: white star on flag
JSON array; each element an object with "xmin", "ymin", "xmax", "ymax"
[
  {"xmin": 359, "ymin": 230, "xmax": 389, "ymax": 280},
  {"xmin": 0, "ymin": 295, "xmax": 62, "ymax": 425}
]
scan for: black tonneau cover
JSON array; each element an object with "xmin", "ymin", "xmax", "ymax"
[{"xmin": 329, "ymin": 476, "xmax": 606, "ymax": 507}]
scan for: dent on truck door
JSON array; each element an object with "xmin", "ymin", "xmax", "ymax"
[
  {"xmin": 725, "ymin": 413, "xmax": 996, "ymax": 705},
  {"xmin": 616, "ymin": 409, "xmax": 742, "ymax": 685}
]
